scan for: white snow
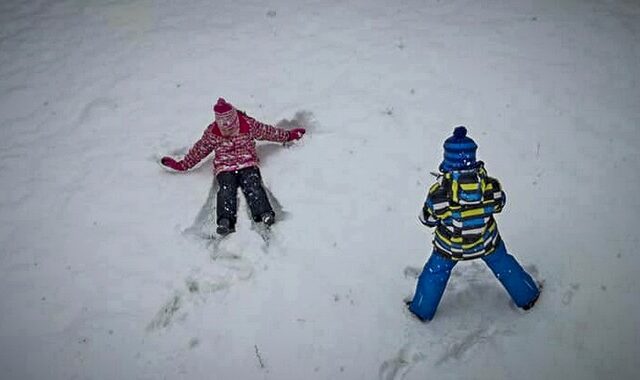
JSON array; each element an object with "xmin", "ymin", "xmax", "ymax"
[{"xmin": 1, "ymin": 0, "xmax": 639, "ymax": 379}]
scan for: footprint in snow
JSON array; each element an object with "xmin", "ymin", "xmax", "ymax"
[
  {"xmin": 562, "ymin": 283, "xmax": 580, "ymax": 306},
  {"xmin": 379, "ymin": 344, "xmax": 426, "ymax": 380},
  {"xmin": 403, "ymin": 266, "xmax": 420, "ymax": 280}
]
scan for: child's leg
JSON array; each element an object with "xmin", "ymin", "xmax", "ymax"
[
  {"xmin": 409, "ymin": 253, "xmax": 457, "ymax": 320},
  {"xmin": 238, "ymin": 167, "xmax": 274, "ymax": 222},
  {"xmin": 482, "ymin": 242, "xmax": 539, "ymax": 309},
  {"xmin": 216, "ymin": 171, "xmax": 240, "ymax": 227}
]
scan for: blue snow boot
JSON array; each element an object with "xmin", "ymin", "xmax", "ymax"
[
  {"xmin": 409, "ymin": 253, "xmax": 457, "ymax": 321},
  {"xmin": 482, "ymin": 242, "xmax": 540, "ymax": 309},
  {"xmin": 522, "ymin": 286, "xmax": 542, "ymax": 310},
  {"xmin": 405, "ymin": 300, "xmax": 430, "ymax": 323}
]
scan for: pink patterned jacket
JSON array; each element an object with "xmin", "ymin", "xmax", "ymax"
[{"xmin": 180, "ymin": 111, "xmax": 290, "ymax": 175}]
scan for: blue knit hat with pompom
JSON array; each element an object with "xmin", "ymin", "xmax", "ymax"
[{"xmin": 439, "ymin": 126, "xmax": 479, "ymax": 172}]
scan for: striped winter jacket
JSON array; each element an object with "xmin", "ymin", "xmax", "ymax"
[
  {"xmin": 420, "ymin": 164, "xmax": 506, "ymax": 261},
  {"xmin": 180, "ymin": 111, "xmax": 290, "ymax": 175}
]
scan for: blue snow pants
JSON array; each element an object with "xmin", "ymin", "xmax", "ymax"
[{"xmin": 409, "ymin": 242, "xmax": 539, "ymax": 320}]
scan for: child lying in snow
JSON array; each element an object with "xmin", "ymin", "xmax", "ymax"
[
  {"xmin": 161, "ymin": 98, "xmax": 305, "ymax": 235},
  {"xmin": 408, "ymin": 126, "xmax": 540, "ymax": 321}
]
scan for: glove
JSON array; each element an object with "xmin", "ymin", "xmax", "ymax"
[
  {"xmin": 287, "ymin": 128, "xmax": 306, "ymax": 141},
  {"xmin": 160, "ymin": 156, "xmax": 186, "ymax": 172}
]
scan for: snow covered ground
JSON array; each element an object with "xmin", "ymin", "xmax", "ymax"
[{"xmin": 1, "ymin": 0, "xmax": 639, "ymax": 379}]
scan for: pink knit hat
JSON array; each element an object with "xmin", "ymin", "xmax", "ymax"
[
  {"xmin": 213, "ymin": 98, "xmax": 234, "ymax": 116},
  {"xmin": 213, "ymin": 98, "xmax": 239, "ymax": 134}
]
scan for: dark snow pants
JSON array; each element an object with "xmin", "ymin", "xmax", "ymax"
[
  {"xmin": 216, "ymin": 166, "xmax": 274, "ymax": 228},
  {"xmin": 409, "ymin": 241, "xmax": 539, "ymax": 320}
]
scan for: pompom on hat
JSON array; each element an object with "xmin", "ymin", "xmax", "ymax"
[{"xmin": 439, "ymin": 126, "xmax": 479, "ymax": 172}]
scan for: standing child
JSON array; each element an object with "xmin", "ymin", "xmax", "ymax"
[
  {"xmin": 408, "ymin": 126, "xmax": 540, "ymax": 321},
  {"xmin": 160, "ymin": 98, "xmax": 306, "ymax": 235}
]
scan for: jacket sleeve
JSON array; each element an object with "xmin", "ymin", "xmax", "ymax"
[
  {"xmin": 180, "ymin": 125, "xmax": 216, "ymax": 170},
  {"xmin": 244, "ymin": 114, "xmax": 290, "ymax": 142},
  {"xmin": 485, "ymin": 176, "xmax": 506, "ymax": 213},
  {"xmin": 419, "ymin": 204, "xmax": 439, "ymax": 227},
  {"xmin": 420, "ymin": 181, "xmax": 449, "ymax": 227}
]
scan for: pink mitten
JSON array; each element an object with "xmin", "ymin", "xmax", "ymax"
[
  {"xmin": 287, "ymin": 128, "xmax": 306, "ymax": 141},
  {"xmin": 160, "ymin": 156, "xmax": 186, "ymax": 171}
]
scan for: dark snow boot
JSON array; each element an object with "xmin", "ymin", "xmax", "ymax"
[
  {"xmin": 216, "ymin": 218, "xmax": 235, "ymax": 236},
  {"xmin": 261, "ymin": 212, "xmax": 275, "ymax": 226}
]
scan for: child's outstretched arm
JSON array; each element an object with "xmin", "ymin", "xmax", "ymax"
[
  {"xmin": 244, "ymin": 113, "xmax": 305, "ymax": 143},
  {"xmin": 160, "ymin": 125, "xmax": 216, "ymax": 172}
]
